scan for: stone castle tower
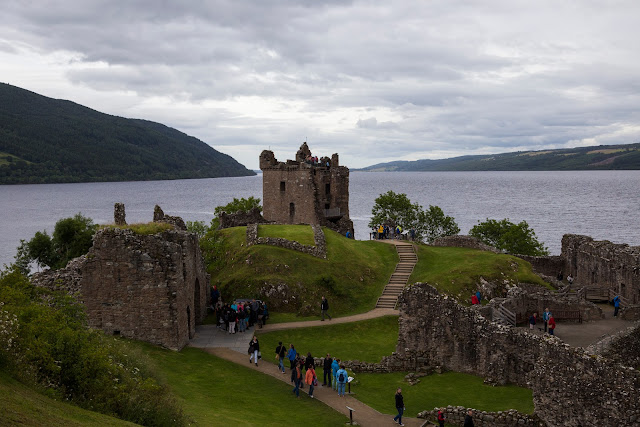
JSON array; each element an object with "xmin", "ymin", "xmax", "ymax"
[{"xmin": 260, "ymin": 143, "xmax": 354, "ymax": 236}]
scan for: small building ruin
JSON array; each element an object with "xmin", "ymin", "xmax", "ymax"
[
  {"xmin": 260, "ymin": 142, "xmax": 354, "ymax": 236},
  {"xmin": 32, "ymin": 205, "xmax": 209, "ymax": 351}
]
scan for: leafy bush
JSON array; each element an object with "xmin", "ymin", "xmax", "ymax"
[
  {"xmin": 16, "ymin": 213, "xmax": 97, "ymax": 273},
  {"xmin": 469, "ymin": 218, "xmax": 549, "ymax": 256},
  {"xmin": 0, "ymin": 267, "xmax": 186, "ymax": 426}
]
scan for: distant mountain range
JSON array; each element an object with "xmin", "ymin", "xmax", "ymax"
[
  {"xmin": 358, "ymin": 143, "xmax": 640, "ymax": 172},
  {"xmin": 0, "ymin": 83, "xmax": 255, "ymax": 184}
]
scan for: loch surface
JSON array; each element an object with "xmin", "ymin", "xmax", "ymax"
[{"xmin": 2, "ymin": 170, "xmax": 639, "ymax": 267}]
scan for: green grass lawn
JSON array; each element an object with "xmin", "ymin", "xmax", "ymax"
[
  {"xmin": 256, "ymin": 316, "xmax": 399, "ymax": 363},
  {"xmin": 352, "ymin": 371, "xmax": 534, "ymax": 417},
  {"xmin": 0, "ymin": 371, "xmax": 134, "ymax": 427},
  {"xmin": 258, "ymin": 224, "xmax": 315, "ymax": 246},
  {"xmin": 410, "ymin": 245, "xmax": 549, "ymax": 301},
  {"xmin": 141, "ymin": 344, "xmax": 348, "ymax": 426},
  {"xmin": 209, "ymin": 226, "xmax": 398, "ymax": 317}
]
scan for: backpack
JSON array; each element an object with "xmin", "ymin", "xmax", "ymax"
[{"xmin": 338, "ymin": 372, "xmax": 345, "ymax": 382}]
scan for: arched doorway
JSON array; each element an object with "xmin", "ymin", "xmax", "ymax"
[
  {"xmin": 289, "ymin": 202, "xmax": 295, "ymax": 222},
  {"xmin": 187, "ymin": 306, "xmax": 193, "ymax": 339}
]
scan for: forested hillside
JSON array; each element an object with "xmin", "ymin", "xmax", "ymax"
[
  {"xmin": 359, "ymin": 143, "xmax": 640, "ymax": 171},
  {"xmin": 0, "ymin": 83, "xmax": 255, "ymax": 184}
]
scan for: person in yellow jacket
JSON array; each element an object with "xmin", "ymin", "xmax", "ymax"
[
  {"xmin": 305, "ymin": 363, "xmax": 317, "ymax": 398},
  {"xmin": 378, "ymin": 224, "xmax": 384, "ymax": 239}
]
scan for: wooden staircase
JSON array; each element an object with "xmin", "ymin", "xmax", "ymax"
[{"xmin": 376, "ymin": 242, "xmax": 418, "ymax": 309}]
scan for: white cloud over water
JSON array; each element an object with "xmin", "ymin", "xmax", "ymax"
[{"xmin": 2, "ymin": 0, "xmax": 640, "ymax": 168}]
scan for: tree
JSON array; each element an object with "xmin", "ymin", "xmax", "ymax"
[
  {"xmin": 15, "ymin": 213, "xmax": 97, "ymax": 271},
  {"xmin": 186, "ymin": 220, "xmax": 209, "ymax": 238},
  {"xmin": 418, "ymin": 205, "xmax": 461, "ymax": 243},
  {"xmin": 469, "ymin": 218, "xmax": 549, "ymax": 256},
  {"xmin": 369, "ymin": 191, "xmax": 420, "ymax": 230},
  {"xmin": 369, "ymin": 191, "xmax": 459, "ymax": 242}
]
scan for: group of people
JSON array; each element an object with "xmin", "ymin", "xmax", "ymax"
[
  {"xmin": 273, "ymin": 343, "xmax": 350, "ymax": 399},
  {"xmin": 212, "ymin": 294, "xmax": 269, "ymax": 334},
  {"xmin": 528, "ymin": 308, "xmax": 556, "ymax": 335},
  {"xmin": 305, "ymin": 155, "xmax": 330, "ymax": 167},
  {"xmin": 371, "ymin": 224, "xmax": 416, "ymax": 240}
]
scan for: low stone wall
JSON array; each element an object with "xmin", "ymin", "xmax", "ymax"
[
  {"xmin": 431, "ymin": 235, "xmax": 499, "ymax": 253},
  {"xmin": 602, "ymin": 322, "xmax": 640, "ymax": 369},
  {"xmin": 246, "ymin": 223, "xmax": 327, "ymax": 258},
  {"xmin": 418, "ymin": 407, "xmax": 540, "ymax": 427},
  {"xmin": 153, "ymin": 205, "xmax": 186, "ymax": 230},
  {"xmin": 392, "ymin": 283, "xmax": 640, "ymax": 426},
  {"xmin": 621, "ymin": 305, "xmax": 640, "ymax": 321}
]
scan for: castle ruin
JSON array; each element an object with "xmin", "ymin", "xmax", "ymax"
[
  {"xmin": 32, "ymin": 205, "xmax": 209, "ymax": 351},
  {"xmin": 260, "ymin": 143, "xmax": 354, "ymax": 236}
]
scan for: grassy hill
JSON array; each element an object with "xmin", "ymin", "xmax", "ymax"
[
  {"xmin": 204, "ymin": 225, "xmax": 550, "ymax": 317},
  {"xmin": 359, "ymin": 142, "xmax": 640, "ymax": 171},
  {"xmin": 0, "ymin": 83, "xmax": 255, "ymax": 184},
  {"xmin": 205, "ymin": 225, "xmax": 398, "ymax": 317}
]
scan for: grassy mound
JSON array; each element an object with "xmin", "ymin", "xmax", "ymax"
[
  {"xmin": 258, "ymin": 224, "xmax": 315, "ymax": 246},
  {"xmin": 203, "ymin": 226, "xmax": 398, "ymax": 316},
  {"xmin": 410, "ymin": 245, "xmax": 549, "ymax": 302},
  {"xmin": 0, "ymin": 371, "xmax": 134, "ymax": 427}
]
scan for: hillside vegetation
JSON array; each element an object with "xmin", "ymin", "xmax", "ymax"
[
  {"xmin": 0, "ymin": 83, "xmax": 255, "ymax": 184},
  {"xmin": 203, "ymin": 225, "xmax": 398, "ymax": 316},
  {"xmin": 359, "ymin": 142, "xmax": 640, "ymax": 171}
]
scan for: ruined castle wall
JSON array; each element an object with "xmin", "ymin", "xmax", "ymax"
[
  {"xmin": 393, "ymin": 284, "xmax": 640, "ymax": 426},
  {"xmin": 560, "ymin": 235, "xmax": 640, "ymax": 304},
  {"xmin": 33, "ymin": 227, "xmax": 209, "ymax": 351},
  {"xmin": 517, "ymin": 254, "xmax": 566, "ymax": 278},
  {"xmin": 262, "ymin": 165, "xmax": 319, "ymax": 225},
  {"xmin": 246, "ymin": 223, "xmax": 327, "ymax": 258},
  {"xmin": 431, "ymin": 235, "xmax": 500, "ymax": 253}
]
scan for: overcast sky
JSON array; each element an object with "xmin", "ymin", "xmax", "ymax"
[{"xmin": 2, "ymin": 1, "xmax": 640, "ymax": 169}]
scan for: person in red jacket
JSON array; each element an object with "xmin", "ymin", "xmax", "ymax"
[
  {"xmin": 437, "ymin": 408, "xmax": 446, "ymax": 427},
  {"xmin": 548, "ymin": 315, "xmax": 556, "ymax": 335},
  {"xmin": 471, "ymin": 294, "xmax": 479, "ymax": 305}
]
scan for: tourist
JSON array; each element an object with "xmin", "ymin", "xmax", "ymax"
[
  {"xmin": 543, "ymin": 308, "xmax": 551, "ymax": 332},
  {"xmin": 236, "ymin": 304, "xmax": 245, "ymax": 333},
  {"xmin": 275, "ymin": 341, "xmax": 286, "ymax": 373},
  {"xmin": 393, "ymin": 388, "xmax": 405, "ymax": 425},
  {"xmin": 297, "ymin": 355, "xmax": 306, "ymax": 389},
  {"xmin": 548, "ymin": 315, "xmax": 556, "ymax": 335},
  {"xmin": 323, "ymin": 353, "xmax": 332, "ymax": 387},
  {"xmin": 475, "ymin": 290, "xmax": 481, "ymax": 303},
  {"xmin": 410, "ymin": 228, "xmax": 416, "ymax": 241},
  {"xmin": 378, "ymin": 224, "xmax": 384, "ymax": 239},
  {"xmin": 464, "ymin": 409, "xmax": 474, "ymax": 427},
  {"xmin": 321, "ymin": 296, "xmax": 332, "ymax": 321},
  {"xmin": 287, "ymin": 344, "xmax": 297, "ymax": 380},
  {"xmin": 292, "ymin": 361, "xmax": 302, "ymax": 398},
  {"xmin": 437, "ymin": 408, "xmax": 446, "ymax": 427},
  {"xmin": 567, "ymin": 274, "xmax": 574, "ymax": 285},
  {"xmin": 613, "ymin": 295, "xmax": 621, "ymax": 317},
  {"xmin": 331, "ymin": 357, "xmax": 340, "ymax": 390},
  {"xmin": 336, "ymin": 364, "xmax": 348, "ymax": 397},
  {"xmin": 346, "ymin": 230, "xmax": 352, "ymax": 239},
  {"xmin": 228, "ymin": 305, "xmax": 237, "ymax": 334},
  {"xmin": 529, "ymin": 312, "xmax": 537, "ymax": 330},
  {"xmin": 471, "ymin": 293, "xmax": 479, "ymax": 305},
  {"xmin": 305, "ymin": 352, "xmax": 315, "ymax": 372},
  {"xmin": 257, "ymin": 302, "xmax": 265, "ymax": 328},
  {"xmin": 249, "ymin": 336, "xmax": 260, "ymax": 366},
  {"xmin": 215, "ymin": 299, "xmax": 224, "ymax": 328},
  {"xmin": 305, "ymin": 362, "xmax": 316, "ymax": 398},
  {"xmin": 557, "ymin": 271, "xmax": 563, "ymax": 281}
]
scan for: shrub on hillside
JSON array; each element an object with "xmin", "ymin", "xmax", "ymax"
[{"xmin": 0, "ymin": 267, "xmax": 186, "ymax": 426}]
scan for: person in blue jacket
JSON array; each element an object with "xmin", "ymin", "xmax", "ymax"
[
  {"xmin": 335, "ymin": 364, "xmax": 348, "ymax": 397},
  {"xmin": 287, "ymin": 344, "xmax": 297, "ymax": 382},
  {"xmin": 331, "ymin": 357, "xmax": 340, "ymax": 390},
  {"xmin": 613, "ymin": 295, "xmax": 621, "ymax": 317}
]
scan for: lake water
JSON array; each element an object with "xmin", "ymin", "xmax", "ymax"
[{"xmin": 2, "ymin": 171, "xmax": 639, "ymax": 268}]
